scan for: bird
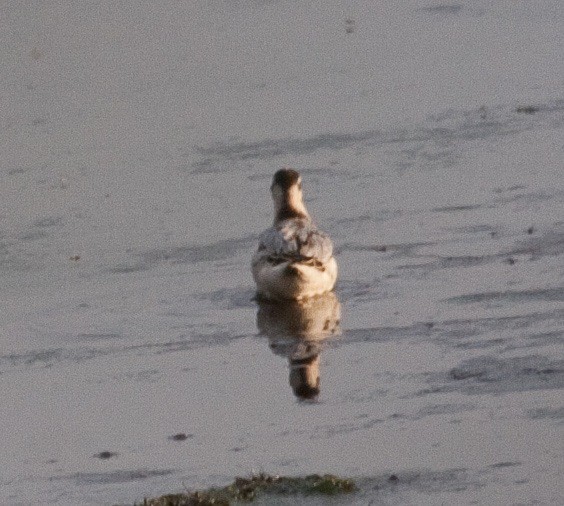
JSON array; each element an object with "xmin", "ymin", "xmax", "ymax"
[{"xmin": 252, "ymin": 169, "xmax": 337, "ymax": 300}]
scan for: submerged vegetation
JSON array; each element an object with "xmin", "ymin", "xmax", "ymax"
[{"xmin": 138, "ymin": 473, "xmax": 356, "ymax": 505}]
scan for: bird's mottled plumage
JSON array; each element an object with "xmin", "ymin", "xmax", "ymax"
[
  {"xmin": 257, "ymin": 218, "xmax": 333, "ymax": 265},
  {"xmin": 252, "ymin": 169, "xmax": 337, "ymax": 300}
]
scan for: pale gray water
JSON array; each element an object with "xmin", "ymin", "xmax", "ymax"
[{"xmin": 1, "ymin": 1, "xmax": 563, "ymax": 505}]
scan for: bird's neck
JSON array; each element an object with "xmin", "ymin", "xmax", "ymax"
[{"xmin": 273, "ymin": 187, "xmax": 310, "ymax": 224}]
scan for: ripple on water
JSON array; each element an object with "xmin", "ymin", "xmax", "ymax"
[{"xmin": 416, "ymin": 355, "xmax": 564, "ymax": 397}]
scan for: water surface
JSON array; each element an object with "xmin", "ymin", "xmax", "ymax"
[{"xmin": 1, "ymin": 1, "xmax": 563, "ymax": 504}]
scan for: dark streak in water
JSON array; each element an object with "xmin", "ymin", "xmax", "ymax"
[
  {"xmin": 78, "ymin": 332, "xmax": 122, "ymax": 341},
  {"xmin": 33, "ymin": 217, "xmax": 64, "ymax": 228},
  {"xmin": 191, "ymin": 100, "xmax": 564, "ymax": 170},
  {"xmin": 195, "ymin": 130, "xmax": 379, "ymax": 164},
  {"xmin": 0, "ymin": 347, "xmax": 110, "ymax": 371},
  {"xmin": 432, "ymin": 204, "xmax": 482, "ymax": 213},
  {"xmin": 56, "ymin": 469, "xmax": 174, "ymax": 486},
  {"xmin": 447, "ymin": 224, "xmax": 497, "ymax": 235},
  {"xmin": 418, "ymin": 5, "xmax": 463, "ymax": 15},
  {"xmin": 0, "ymin": 329, "xmax": 246, "ymax": 373},
  {"xmin": 109, "ymin": 235, "xmax": 256, "ymax": 274},
  {"xmin": 343, "ymin": 309, "xmax": 564, "ymax": 352},
  {"xmin": 20, "ymin": 230, "xmax": 48, "ymax": 241},
  {"xmin": 493, "ymin": 189, "xmax": 559, "ymax": 205},
  {"xmin": 413, "ymin": 403, "xmax": 476, "ymax": 419},
  {"xmin": 446, "ymin": 287, "xmax": 564, "ymax": 305},
  {"xmin": 344, "ymin": 321, "xmax": 435, "ymax": 344},
  {"xmin": 487, "ymin": 461, "xmax": 521, "ymax": 469},
  {"xmin": 308, "ymin": 417, "xmax": 385, "ymax": 439},
  {"xmin": 527, "ymin": 407, "xmax": 564, "ymax": 421},
  {"xmin": 397, "ymin": 255, "xmax": 491, "ymax": 272},
  {"xmin": 195, "ymin": 287, "xmax": 257, "ymax": 309},
  {"xmin": 417, "ymin": 355, "xmax": 564, "ymax": 397},
  {"xmin": 339, "ymin": 241, "xmax": 435, "ymax": 258}
]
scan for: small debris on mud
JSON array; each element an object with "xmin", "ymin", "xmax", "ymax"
[
  {"xmin": 516, "ymin": 105, "xmax": 539, "ymax": 114},
  {"xmin": 527, "ymin": 226, "xmax": 534, "ymax": 235},
  {"xmin": 168, "ymin": 433, "xmax": 192, "ymax": 441},
  {"xmin": 345, "ymin": 19, "xmax": 356, "ymax": 33},
  {"xmin": 69, "ymin": 255, "xmax": 81, "ymax": 261},
  {"xmin": 388, "ymin": 474, "xmax": 399, "ymax": 482},
  {"xmin": 94, "ymin": 451, "xmax": 117, "ymax": 460},
  {"xmin": 30, "ymin": 47, "xmax": 44, "ymax": 60},
  {"xmin": 506, "ymin": 257, "xmax": 516, "ymax": 265},
  {"xmin": 372, "ymin": 245, "xmax": 387, "ymax": 252}
]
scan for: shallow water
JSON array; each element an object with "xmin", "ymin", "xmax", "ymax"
[{"xmin": 2, "ymin": 1, "xmax": 564, "ymax": 505}]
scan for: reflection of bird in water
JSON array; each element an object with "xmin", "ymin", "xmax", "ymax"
[
  {"xmin": 256, "ymin": 292, "xmax": 341, "ymax": 400},
  {"xmin": 252, "ymin": 169, "xmax": 338, "ymax": 300}
]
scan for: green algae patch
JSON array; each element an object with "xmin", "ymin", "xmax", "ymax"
[{"xmin": 139, "ymin": 473, "xmax": 356, "ymax": 505}]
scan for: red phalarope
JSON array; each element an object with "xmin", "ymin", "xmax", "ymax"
[{"xmin": 252, "ymin": 169, "xmax": 338, "ymax": 300}]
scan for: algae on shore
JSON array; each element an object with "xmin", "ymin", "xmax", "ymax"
[{"xmin": 139, "ymin": 473, "xmax": 356, "ymax": 505}]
